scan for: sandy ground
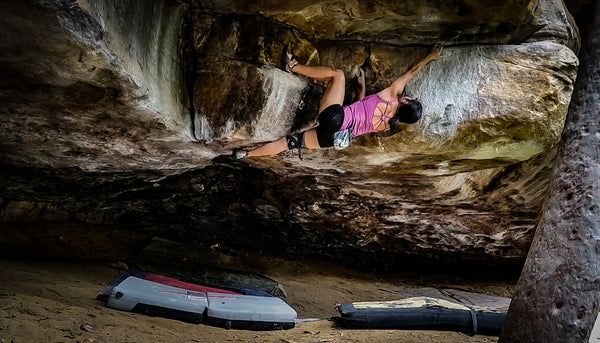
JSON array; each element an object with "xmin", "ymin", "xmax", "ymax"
[{"xmin": 0, "ymin": 258, "xmax": 516, "ymax": 343}]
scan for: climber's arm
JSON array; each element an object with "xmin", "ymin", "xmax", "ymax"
[
  {"xmin": 358, "ymin": 82, "xmax": 366, "ymax": 101},
  {"xmin": 357, "ymin": 68, "xmax": 366, "ymax": 100},
  {"xmin": 378, "ymin": 44, "xmax": 442, "ymax": 101}
]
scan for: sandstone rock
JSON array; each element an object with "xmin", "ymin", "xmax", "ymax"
[
  {"xmin": 196, "ymin": 0, "xmax": 538, "ymax": 45},
  {"xmin": 526, "ymin": 0, "xmax": 581, "ymax": 52},
  {"xmin": 192, "ymin": 15, "xmax": 578, "ymax": 170},
  {"xmin": 0, "ymin": 0, "xmax": 586, "ymax": 269},
  {"xmin": 0, "ymin": 0, "xmax": 216, "ymax": 171},
  {"xmin": 78, "ymin": 0, "xmax": 188, "ymax": 130}
]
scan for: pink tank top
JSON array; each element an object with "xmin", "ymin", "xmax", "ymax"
[{"xmin": 341, "ymin": 94, "xmax": 398, "ymax": 137}]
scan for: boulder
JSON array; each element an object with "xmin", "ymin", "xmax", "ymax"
[{"xmin": 0, "ymin": 0, "xmax": 584, "ymax": 269}]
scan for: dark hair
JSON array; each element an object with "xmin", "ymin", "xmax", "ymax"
[{"xmin": 389, "ymin": 99, "xmax": 422, "ymax": 131}]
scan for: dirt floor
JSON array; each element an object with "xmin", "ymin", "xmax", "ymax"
[{"xmin": 0, "ymin": 258, "xmax": 517, "ymax": 343}]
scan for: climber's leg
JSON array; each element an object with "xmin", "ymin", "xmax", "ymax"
[
  {"xmin": 243, "ymin": 54, "xmax": 345, "ymax": 158},
  {"xmin": 246, "ymin": 129, "xmax": 319, "ymax": 158},
  {"xmin": 292, "ymin": 65, "xmax": 346, "ymax": 113},
  {"xmin": 303, "ymin": 128, "xmax": 320, "ymax": 149},
  {"xmin": 246, "ymin": 137, "xmax": 288, "ymax": 157}
]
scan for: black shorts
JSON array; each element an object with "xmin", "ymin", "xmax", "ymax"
[{"xmin": 316, "ymin": 104, "xmax": 344, "ymax": 147}]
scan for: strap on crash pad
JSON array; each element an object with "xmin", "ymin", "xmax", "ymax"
[{"xmin": 468, "ymin": 308, "xmax": 478, "ymax": 336}]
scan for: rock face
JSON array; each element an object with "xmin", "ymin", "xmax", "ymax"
[
  {"xmin": 0, "ymin": 0, "xmax": 584, "ymax": 269},
  {"xmin": 199, "ymin": 0, "xmax": 539, "ymax": 46}
]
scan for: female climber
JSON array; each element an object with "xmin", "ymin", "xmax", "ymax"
[{"xmin": 233, "ymin": 44, "xmax": 443, "ymax": 159}]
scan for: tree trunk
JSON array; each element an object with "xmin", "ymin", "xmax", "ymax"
[{"xmin": 499, "ymin": 4, "xmax": 600, "ymax": 343}]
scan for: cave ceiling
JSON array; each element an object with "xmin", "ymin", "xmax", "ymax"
[{"xmin": 0, "ymin": 0, "xmax": 583, "ymax": 270}]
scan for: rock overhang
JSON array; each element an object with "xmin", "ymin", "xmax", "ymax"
[{"xmin": 0, "ymin": 0, "xmax": 583, "ymax": 270}]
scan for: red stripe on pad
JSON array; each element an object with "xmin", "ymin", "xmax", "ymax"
[{"xmin": 144, "ymin": 274, "xmax": 240, "ymax": 294}]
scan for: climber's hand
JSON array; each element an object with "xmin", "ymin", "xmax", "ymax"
[{"xmin": 428, "ymin": 44, "xmax": 443, "ymax": 61}]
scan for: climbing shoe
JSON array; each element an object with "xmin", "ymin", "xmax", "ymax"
[
  {"xmin": 283, "ymin": 43, "xmax": 299, "ymax": 73},
  {"xmin": 232, "ymin": 149, "xmax": 248, "ymax": 159},
  {"xmin": 286, "ymin": 132, "xmax": 305, "ymax": 160}
]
